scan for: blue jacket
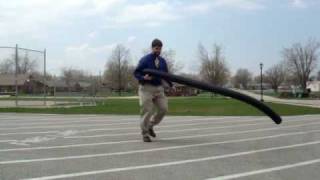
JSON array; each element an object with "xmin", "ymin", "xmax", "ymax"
[{"xmin": 134, "ymin": 53, "xmax": 172, "ymax": 87}]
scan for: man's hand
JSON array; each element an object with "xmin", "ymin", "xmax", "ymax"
[{"xmin": 143, "ymin": 74, "xmax": 152, "ymax": 80}]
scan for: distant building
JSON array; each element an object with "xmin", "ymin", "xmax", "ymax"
[
  {"xmin": 247, "ymin": 83, "xmax": 272, "ymax": 90},
  {"xmin": 45, "ymin": 80, "xmax": 69, "ymax": 92},
  {"xmin": 0, "ymin": 74, "xmax": 46, "ymax": 95},
  {"xmin": 0, "ymin": 74, "xmax": 95, "ymax": 96},
  {"xmin": 167, "ymin": 84, "xmax": 199, "ymax": 96},
  {"xmin": 307, "ymin": 81, "xmax": 320, "ymax": 92},
  {"xmin": 278, "ymin": 84, "xmax": 292, "ymax": 91},
  {"xmin": 46, "ymin": 80, "xmax": 95, "ymax": 96}
]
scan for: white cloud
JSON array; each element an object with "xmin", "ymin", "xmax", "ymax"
[
  {"xmin": 0, "ymin": 0, "xmax": 269, "ymax": 74},
  {"xmin": 66, "ymin": 42, "xmax": 115, "ymax": 54},
  {"xmin": 62, "ymin": 43, "xmax": 115, "ymax": 73},
  {"xmin": 65, "ymin": 43, "xmax": 116, "ymax": 56},
  {"xmin": 212, "ymin": 0, "xmax": 265, "ymax": 10},
  {"xmin": 182, "ymin": 2, "xmax": 212, "ymax": 14},
  {"xmin": 63, "ymin": 35, "xmax": 137, "ymax": 74},
  {"xmin": 91, "ymin": 0, "xmax": 125, "ymax": 13},
  {"xmin": 103, "ymin": 0, "xmax": 266, "ymax": 29},
  {"xmin": 66, "ymin": 35, "xmax": 136, "ymax": 56},
  {"xmin": 106, "ymin": 1, "xmax": 180, "ymax": 29},
  {"xmin": 290, "ymin": 0, "xmax": 307, "ymax": 8},
  {"xmin": 88, "ymin": 31, "xmax": 97, "ymax": 38},
  {"xmin": 0, "ymin": 0, "xmax": 267, "ymax": 36},
  {"xmin": 0, "ymin": 0, "xmax": 123, "ymax": 37},
  {"xmin": 127, "ymin": 36, "xmax": 137, "ymax": 43}
]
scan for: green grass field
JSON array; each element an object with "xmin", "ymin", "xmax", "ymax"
[{"xmin": 0, "ymin": 97, "xmax": 320, "ymax": 116}]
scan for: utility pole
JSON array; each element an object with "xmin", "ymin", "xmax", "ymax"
[
  {"xmin": 15, "ymin": 44, "xmax": 18, "ymax": 106},
  {"xmin": 260, "ymin": 63, "xmax": 264, "ymax": 102},
  {"xmin": 44, "ymin": 49, "xmax": 47, "ymax": 106}
]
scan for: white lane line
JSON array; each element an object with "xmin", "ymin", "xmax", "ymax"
[
  {"xmin": 0, "ymin": 119, "xmax": 137, "ymax": 126},
  {"xmin": 22, "ymin": 140, "xmax": 320, "ymax": 180},
  {"xmin": 0, "ymin": 117, "xmax": 245, "ymax": 136},
  {"xmin": 0, "ymin": 114, "xmax": 176, "ymax": 119},
  {"xmin": 0, "ymin": 117, "xmax": 244, "ymax": 128},
  {"xmin": 0, "ymin": 140, "xmax": 15, "ymax": 143},
  {"xmin": 0, "ymin": 118, "xmax": 264, "ymax": 131},
  {"xmin": 0, "ymin": 118, "xmax": 251, "ymax": 137},
  {"xmin": 0, "ymin": 116, "xmax": 200, "ymax": 125},
  {"xmin": 0, "ymin": 116, "xmax": 227, "ymax": 123},
  {"xmin": 0, "ymin": 114, "xmax": 314, "ymax": 119},
  {"xmin": 64, "ymin": 123, "xmax": 285, "ymax": 138},
  {"xmin": 0, "ymin": 118, "xmax": 288, "ymax": 143},
  {"xmin": 0, "ymin": 131, "xmax": 59, "ymax": 136},
  {"xmin": 0, "ymin": 121, "xmax": 212, "ymax": 131},
  {"xmin": 0, "ymin": 115, "xmax": 316, "ymax": 136},
  {"xmin": 0, "ymin": 122, "xmax": 132, "ymax": 128},
  {"xmin": 0, "ymin": 118, "xmax": 318, "ymax": 144},
  {"xmin": 0, "ymin": 117, "xmax": 247, "ymax": 130},
  {"xmin": 65, "ymin": 117, "xmax": 319, "ymax": 138},
  {"xmin": 0, "ymin": 114, "xmax": 314, "ymax": 124},
  {"xmin": 1, "ymin": 120, "xmax": 319, "ymax": 152},
  {"xmin": 0, "ymin": 117, "xmax": 137, "ymax": 123},
  {"xmin": 2, "ymin": 128, "xmax": 320, "ymax": 165},
  {"xmin": 0, "ymin": 116, "xmax": 317, "ymax": 140},
  {"xmin": 207, "ymin": 159, "xmax": 320, "ymax": 180},
  {"xmin": 0, "ymin": 120, "xmax": 272, "ymax": 143},
  {"xmin": 61, "ymin": 115, "xmax": 313, "ymax": 135},
  {"xmin": 0, "ymin": 113, "xmax": 234, "ymax": 119}
]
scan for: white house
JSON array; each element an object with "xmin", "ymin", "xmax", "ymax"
[{"xmin": 307, "ymin": 81, "xmax": 320, "ymax": 92}]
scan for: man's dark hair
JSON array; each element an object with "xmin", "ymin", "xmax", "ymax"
[{"xmin": 151, "ymin": 39, "xmax": 163, "ymax": 48}]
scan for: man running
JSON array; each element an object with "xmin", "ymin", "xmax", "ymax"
[{"xmin": 134, "ymin": 39, "xmax": 173, "ymax": 142}]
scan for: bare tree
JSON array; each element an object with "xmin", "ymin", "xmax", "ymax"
[
  {"xmin": 161, "ymin": 49, "xmax": 183, "ymax": 73},
  {"xmin": 0, "ymin": 52, "xmax": 37, "ymax": 74},
  {"xmin": 179, "ymin": 72, "xmax": 201, "ymax": 81},
  {"xmin": 283, "ymin": 39, "xmax": 320, "ymax": 91},
  {"xmin": 199, "ymin": 43, "xmax": 230, "ymax": 86},
  {"xmin": 233, "ymin": 68, "xmax": 252, "ymax": 89},
  {"xmin": 104, "ymin": 44, "xmax": 131, "ymax": 96},
  {"xmin": 317, "ymin": 71, "xmax": 320, "ymax": 81},
  {"xmin": 18, "ymin": 52, "xmax": 38, "ymax": 74},
  {"xmin": 127, "ymin": 65, "xmax": 139, "ymax": 92},
  {"xmin": 253, "ymin": 74, "xmax": 266, "ymax": 84},
  {"xmin": 265, "ymin": 63, "xmax": 286, "ymax": 92},
  {"xmin": 142, "ymin": 48, "xmax": 182, "ymax": 73},
  {"xmin": 0, "ymin": 58, "xmax": 15, "ymax": 74},
  {"xmin": 61, "ymin": 67, "xmax": 87, "ymax": 92}
]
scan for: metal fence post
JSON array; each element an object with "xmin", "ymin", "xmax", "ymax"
[
  {"xmin": 44, "ymin": 49, "xmax": 47, "ymax": 106},
  {"xmin": 15, "ymin": 44, "xmax": 18, "ymax": 107}
]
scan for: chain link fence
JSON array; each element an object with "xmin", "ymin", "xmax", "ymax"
[
  {"xmin": 0, "ymin": 44, "xmax": 140, "ymax": 108},
  {"xmin": 0, "ymin": 45, "xmax": 48, "ymax": 107}
]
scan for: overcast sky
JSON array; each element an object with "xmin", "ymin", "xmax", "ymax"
[{"xmin": 0, "ymin": 0, "xmax": 319, "ymax": 76}]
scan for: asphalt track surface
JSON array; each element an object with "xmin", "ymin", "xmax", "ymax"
[{"xmin": 0, "ymin": 114, "xmax": 319, "ymax": 180}]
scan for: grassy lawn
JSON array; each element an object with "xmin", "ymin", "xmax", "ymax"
[{"xmin": 0, "ymin": 97, "xmax": 320, "ymax": 116}]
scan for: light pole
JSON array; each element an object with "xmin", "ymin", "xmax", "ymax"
[{"xmin": 260, "ymin": 63, "xmax": 264, "ymax": 102}]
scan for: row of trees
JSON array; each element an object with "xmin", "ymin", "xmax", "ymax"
[
  {"xmin": 0, "ymin": 53, "xmax": 38, "ymax": 74},
  {"xmin": 2, "ymin": 39, "xmax": 318, "ymax": 95},
  {"xmin": 197, "ymin": 39, "xmax": 320, "ymax": 93},
  {"xmin": 103, "ymin": 45, "xmax": 181, "ymax": 95},
  {"xmin": 103, "ymin": 39, "xmax": 320, "ymax": 94}
]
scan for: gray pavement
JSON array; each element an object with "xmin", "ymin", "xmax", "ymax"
[{"xmin": 0, "ymin": 114, "xmax": 319, "ymax": 180}]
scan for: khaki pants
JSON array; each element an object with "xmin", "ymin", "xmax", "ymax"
[{"xmin": 138, "ymin": 84, "xmax": 168, "ymax": 135}]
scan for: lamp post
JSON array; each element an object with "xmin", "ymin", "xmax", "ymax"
[{"xmin": 260, "ymin": 63, "xmax": 264, "ymax": 102}]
